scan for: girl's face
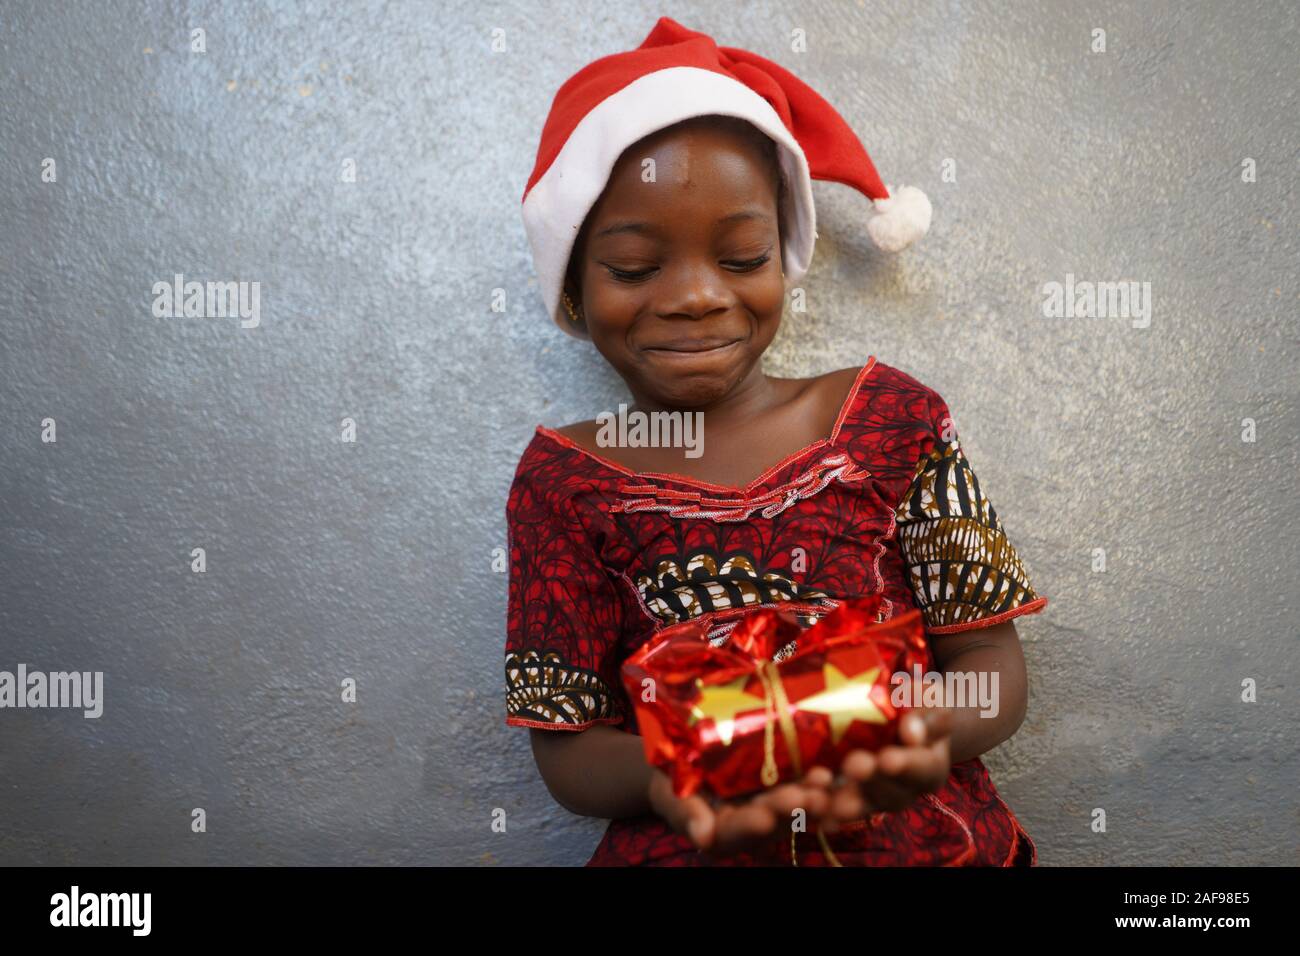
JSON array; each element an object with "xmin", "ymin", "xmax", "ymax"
[{"xmin": 568, "ymin": 120, "xmax": 786, "ymax": 409}]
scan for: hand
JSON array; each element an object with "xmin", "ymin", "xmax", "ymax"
[
  {"xmin": 648, "ymin": 765, "xmax": 840, "ymax": 856},
  {"xmin": 821, "ymin": 706, "xmax": 954, "ymax": 830}
]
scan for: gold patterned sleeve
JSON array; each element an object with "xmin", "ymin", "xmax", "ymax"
[{"xmin": 893, "ymin": 396, "xmax": 1048, "ymax": 634}]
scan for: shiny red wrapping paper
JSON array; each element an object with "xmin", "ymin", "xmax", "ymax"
[{"xmin": 621, "ymin": 594, "xmax": 930, "ymax": 800}]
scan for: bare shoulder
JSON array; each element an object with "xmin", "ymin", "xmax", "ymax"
[
  {"xmin": 552, "ymin": 418, "xmax": 601, "ymax": 449},
  {"xmin": 818, "ymin": 365, "xmax": 869, "ymax": 392},
  {"xmin": 802, "ymin": 365, "xmax": 869, "ymax": 411}
]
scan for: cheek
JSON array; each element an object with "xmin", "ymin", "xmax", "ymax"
[
  {"xmin": 582, "ymin": 289, "xmax": 636, "ymax": 346},
  {"xmin": 578, "ymin": 275, "xmax": 639, "ymax": 345},
  {"xmin": 585, "ymin": 281, "xmax": 638, "ymax": 320},
  {"xmin": 581, "ymin": 267, "xmax": 648, "ymax": 331},
  {"xmin": 761, "ymin": 278, "xmax": 786, "ymax": 315},
  {"xmin": 745, "ymin": 273, "xmax": 787, "ymax": 334}
]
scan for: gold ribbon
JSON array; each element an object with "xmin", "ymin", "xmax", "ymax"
[
  {"xmin": 755, "ymin": 661, "xmax": 801, "ymax": 785},
  {"xmin": 751, "ymin": 661, "xmax": 843, "ymax": 867}
]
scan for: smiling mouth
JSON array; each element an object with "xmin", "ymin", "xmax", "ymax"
[{"xmin": 643, "ymin": 339, "xmax": 743, "ymax": 356}]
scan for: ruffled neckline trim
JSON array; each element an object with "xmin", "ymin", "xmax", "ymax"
[{"xmin": 534, "ymin": 356, "xmax": 878, "ymax": 496}]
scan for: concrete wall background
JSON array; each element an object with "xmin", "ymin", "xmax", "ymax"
[{"xmin": 0, "ymin": 0, "xmax": 1295, "ymax": 865}]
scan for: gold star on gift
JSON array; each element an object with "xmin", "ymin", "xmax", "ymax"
[
  {"xmin": 797, "ymin": 664, "xmax": 886, "ymax": 745},
  {"xmin": 688, "ymin": 674, "xmax": 765, "ymax": 747}
]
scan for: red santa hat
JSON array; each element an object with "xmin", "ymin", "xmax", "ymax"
[{"xmin": 522, "ymin": 16, "xmax": 932, "ymax": 334}]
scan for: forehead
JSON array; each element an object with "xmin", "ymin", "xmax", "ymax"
[{"xmin": 594, "ymin": 121, "xmax": 778, "ymax": 220}]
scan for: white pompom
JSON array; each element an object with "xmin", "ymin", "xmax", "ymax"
[{"xmin": 866, "ymin": 184, "xmax": 932, "ymax": 252}]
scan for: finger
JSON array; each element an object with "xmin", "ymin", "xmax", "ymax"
[
  {"xmin": 758, "ymin": 782, "xmax": 830, "ymax": 820},
  {"xmin": 875, "ymin": 744, "xmax": 916, "ymax": 776},
  {"xmin": 795, "ymin": 784, "xmax": 832, "ymax": 818},
  {"xmin": 876, "ymin": 742, "xmax": 946, "ymax": 781},
  {"xmin": 898, "ymin": 712, "xmax": 927, "ymax": 746},
  {"xmin": 779, "ymin": 788, "xmax": 836, "ymax": 837},
  {"xmin": 713, "ymin": 801, "xmax": 777, "ymax": 851},
  {"xmin": 649, "ymin": 771, "xmax": 717, "ymax": 848},
  {"xmin": 884, "ymin": 750, "xmax": 947, "ymax": 791},
  {"xmin": 676, "ymin": 795, "xmax": 717, "ymax": 850},
  {"xmin": 726, "ymin": 781, "xmax": 834, "ymax": 851},
  {"xmin": 863, "ymin": 743, "xmax": 952, "ymax": 808},
  {"xmin": 802, "ymin": 765, "xmax": 835, "ymax": 789},
  {"xmin": 747, "ymin": 783, "xmax": 794, "ymax": 818},
  {"xmin": 824, "ymin": 778, "xmax": 869, "ymax": 827},
  {"xmin": 839, "ymin": 749, "xmax": 877, "ymax": 782},
  {"xmin": 921, "ymin": 706, "xmax": 954, "ymax": 741}
]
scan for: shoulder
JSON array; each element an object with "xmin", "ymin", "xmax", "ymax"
[
  {"xmin": 843, "ymin": 358, "xmax": 951, "ymax": 428},
  {"xmin": 831, "ymin": 358, "xmax": 959, "ymax": 480},
  {"xmin": 551, "ymin": 418, "xmax": 601, "ymax": 447},
  {"xmin": 506, "ymin": 428, "xmax": 594, "ymax": 519},
  {"xmin": 768, "ymin": 360, "xmax": 873, "ymax": 418},
  {"xmin": 815, "ymin": 357, "xmax": 940, "ymax": 399},
  {"xmin": 792, "ymin": 358, "xmax": 950, "ymax": 439},
  {"xmin": 865, "ymin": 357, "xmax": 943, "ymax": 401},
  {"xmin": 807, "ymin": 364, "xmax": 866, "ymax": 404}
]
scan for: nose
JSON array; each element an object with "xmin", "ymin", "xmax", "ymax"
[{"xmin": 656, "ymin": 258, "xmax": 735, "ymax": 321}]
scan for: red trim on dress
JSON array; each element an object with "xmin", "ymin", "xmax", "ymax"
[
  {"xmin": 611, "ymin": 453, "xmax": 870, "ymax": 522},
  {"xmin": 533, "ymin": 426, "xmax": 638, "ymax": 477},
  {"xmin": 924, "ymin": 793, "xmax": 978, "ymax": 866},
  {"xmin": 925, "ymin": 596, "xmax": 1049, "ymax": 635},
  {"xmin": 505, "ymin": 715, "xmax": 624, "ymax": 732},
  {"xmin": 987, "ymin": 781, "xmax": 1038, "ymax": 865},
  {"xmin": 829, "ymin": 355, "xmax": 879, "ymax": 441}
]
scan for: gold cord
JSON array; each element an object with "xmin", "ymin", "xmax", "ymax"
[{"xmin": 752, "ymin": 661, "xmax": 842, "ymax": 867}]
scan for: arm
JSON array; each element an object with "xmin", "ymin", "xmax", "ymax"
[
  {"xmin": 829, "ymin": 620, "xmax": 1029, "ymax": 821},
  {"xmin": 528, "ymin": 724, "xmax": 654, "ymax": 820},
  {"xmin": 525, "ymin": 623, "xmax": 1029, "ymax": 821},
  {"xmin": 929, "ymin": 620, "xmax": 1028, "ymax": 764},
  {"xmin": 529, "ymin": 722, "xmax": 852, "ymax": 854}
]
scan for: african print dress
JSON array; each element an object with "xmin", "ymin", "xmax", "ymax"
[{"xmin": 503, "ymin": 356, "xmax": 1048, "ymax": 866}]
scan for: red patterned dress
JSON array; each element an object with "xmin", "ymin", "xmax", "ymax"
[{"xmin": 503, "ymin": 356, "xmax": 1048, "ymax": 866}]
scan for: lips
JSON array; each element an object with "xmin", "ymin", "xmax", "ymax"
[{"xmin": 643, "ymin": 337, "xmax": 742, "ymax": 354}]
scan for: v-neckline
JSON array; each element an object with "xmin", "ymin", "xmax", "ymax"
[{"xmin": 535, "ymin": 356, "xmax": 878, "ymax": 496}]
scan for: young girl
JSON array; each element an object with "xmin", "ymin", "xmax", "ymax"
[{"xmin": 503, "ymin": 17, "xmax": 1047, "ymax": 866}]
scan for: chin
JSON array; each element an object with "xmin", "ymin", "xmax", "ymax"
[
  {"xmin": 655, "ymin": 379, "xmax": 732, "ymax": 408},
  {"xmin": 636, "ymin": 353, "xmax": 753, "ymax": 409}
]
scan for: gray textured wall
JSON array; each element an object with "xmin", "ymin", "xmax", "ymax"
[{"xmin": 0, "ymin": 0, "xmax": 1295, "ymax": 866}]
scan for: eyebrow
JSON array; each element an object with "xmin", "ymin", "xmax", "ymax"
[{"xmin": 593, "ymin": 209, "xmax": 772, "ymax": 239}]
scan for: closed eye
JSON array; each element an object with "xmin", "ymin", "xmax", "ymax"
[
  {"xmin": 605, "ymin": 252, "xmax": 772, "ymax": 283},
  {"xmin": 722, "ymin": 254, "xmax": 770, "ymax": 273},
  {"xmin": 606, "ymin": 265, "xmax": 657, "ymax": 282}
]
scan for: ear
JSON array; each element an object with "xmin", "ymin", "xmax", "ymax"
[{"xmin": 561, "ymin": 283, "xmax": 589, "ymax": 336}]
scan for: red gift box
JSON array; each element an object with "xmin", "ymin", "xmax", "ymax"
[{"xmin": 622, "ymin": 594, "xmax": 931, "ymax": 800}]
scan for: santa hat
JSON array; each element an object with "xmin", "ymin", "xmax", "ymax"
[{"xmin": 522, "ymin": 16, "xmax": 932, "ymax": 334}]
